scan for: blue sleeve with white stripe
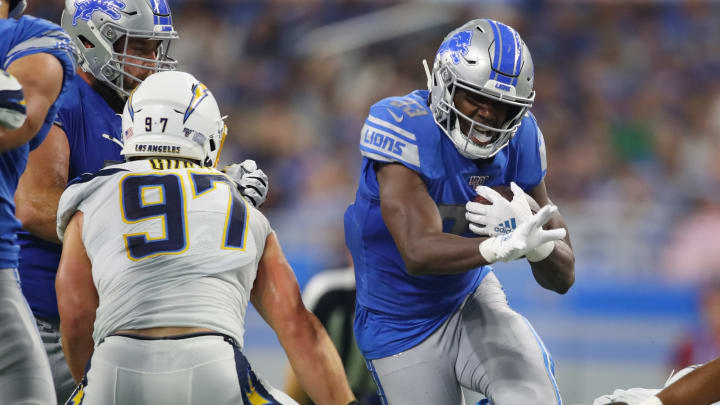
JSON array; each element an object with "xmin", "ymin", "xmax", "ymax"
[
  {"xmin": 358, "ymin": 91, "xmax": 444, "ymax": 181},
  {"xmin": 360, "ymin": 104, "xmax": 421, "ymax": 172},
  {"xmin": 1, "ymin": 16, "xmax": 77, "ymax": 150}
]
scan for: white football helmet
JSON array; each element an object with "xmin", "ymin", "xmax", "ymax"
[
  {"xmin": 428, "ymin": 19, "xmax": 535, "ymax": 160},
  {"xmin": 121, "ymin": 71, "xmax": 227, "ymax": 167},
  {"xmin": 61, "ymin": 0, "xmax": 178, "ymax": 97}
]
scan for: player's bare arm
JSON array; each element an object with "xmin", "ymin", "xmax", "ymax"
[
  {"xmin": 654, "ymin": 357, "xmax": 720, "ymax": 405},
  {"xmin": 251, "ymin": 231, "xmax": 356, "ymax": 405},
  {"xmin": 526, "ymin": 180, "xmax": 575, "ymax": 293},
  {"xmin": 0, "ymin": 53, "xmax": 63, "ymax": 151},
  {"xmin": 378, "ymin": 162, "xmax": 494, "ymax": 275},
  {"xmin": 15, "ymin": 124, "xmax": 69, "ymax": 243},
  {"xmin": 56, "ymin": 211, "xmax": 97, "ymax": 383}
]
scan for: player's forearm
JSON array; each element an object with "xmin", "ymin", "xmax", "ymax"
[
  {"xmin": 60, "ymin": 318, "xmax": 95, "ymax": 383},
  {"xmin": 657, "ymin": 357, "xmax": 720, "ymax": 405},
  {"xmin": 277, "ymin": 309, "xmax": 355, "ymax": 405},
  {"xmin": 401, "ymin": 232, "xmax": 491, "ymax": 276},
  {"xmin": 15, "ymin": 188, "xmax": 62, "ymax": 243},
  {"xmin": 0, "ymin": 125, "xmax": 37, "ymax": 152},
  {"xmin": 529, "ymin": 240, "xmax": 575, "ymax": 294}
]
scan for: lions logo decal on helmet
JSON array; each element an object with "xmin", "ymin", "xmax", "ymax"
[{"xmin": 71, "ymin": 0, "xmax": 126, "ymax": 26}]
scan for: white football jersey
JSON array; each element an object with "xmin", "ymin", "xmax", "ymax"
[{"xmin": 57, "ymin": 158, "xmax": 272, "ymax": 348}]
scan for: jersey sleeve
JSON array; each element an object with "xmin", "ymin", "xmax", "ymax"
[
  {"xmin": 247, "ymin": 206, "xmax": 272, "ymax": 266},
  {"xmin": 56, "ymin": 179, "xmax": 90, "ymax": 242},
  {"xmin": 5, "ymin": 17, "xmax": 77, "ymax": 151},
  {"xmin": 57, "ymin": 167, "xmax": 128, "ymax": 241},
  {"xmin": 359, "ymin": 102, "xmax": 421, "ymax": 172},
  {"xmin": 511, "ymin": 112, "xmax": 547, "ymax": 190}
]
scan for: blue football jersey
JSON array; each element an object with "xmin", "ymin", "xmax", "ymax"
[
  {"xmin": 18, "ymin": 74, "xmax": 123, "ymax": 319},
  {"xmin": 0, "ymin": 16, "xmax": 76, "ymax": 269},
  {"xmin": 344, "ymin": 90, "xmax": 547, "ymax": 359}
]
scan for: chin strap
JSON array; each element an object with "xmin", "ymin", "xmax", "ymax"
[
  {"xmin": 102, "ymin": 133, "xmax": 125, "ymax": 148},
  {"xmin": 422, "ymin": 59, "xmax": 432, "ymax": 91}
]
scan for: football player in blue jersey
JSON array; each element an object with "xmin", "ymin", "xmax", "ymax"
[
  {"xmin": 344, "ymin": 19, "xmax": 574, "ymax": 405},
  {"xmin": 0, "ymin": 0, "xmax": 77, "ymax": 403},
  {"xmin": 13, "ymin": 0, "xmax": 267, "ymax": 403}
]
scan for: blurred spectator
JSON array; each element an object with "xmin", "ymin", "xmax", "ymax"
[{"xmin": 671, "ymin": 280, "xmax": 720, "ymax": 370}]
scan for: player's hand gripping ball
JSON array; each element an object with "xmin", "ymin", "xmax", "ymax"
[{"xmin": 466, "ymin": 182, "xmax": 541, "ymax": 236}]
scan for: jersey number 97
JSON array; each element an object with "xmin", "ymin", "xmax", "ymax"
[{"xmin": 120, "ymin": 173, "xmax": 248, "ymax": 261}]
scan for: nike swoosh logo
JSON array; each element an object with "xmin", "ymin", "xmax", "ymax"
[{"xmin": 387, "ymin": 109, "xmax": 404, "ymax": 123}]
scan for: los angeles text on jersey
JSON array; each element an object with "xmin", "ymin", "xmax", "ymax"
[{"xmin": 134, "ymin": 144, "xmax": 181, "ymax": 154}]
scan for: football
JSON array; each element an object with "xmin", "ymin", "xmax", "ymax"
[
  {"xmin": 472, "ymin": 185, "xmax": 513, "ymax": 205},
  {"xmin": 472, "ymin": 185, "xmax": 541, "ymax": 213}
]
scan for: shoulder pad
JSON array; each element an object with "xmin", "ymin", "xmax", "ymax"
[
  {"xmin": 360, "ymin": 106, "xmax": 420, "ymax": 170},
  {"xmin": 358, "ymin": 94, "xmax": 435, "ymax": 171},
  {"xmin": 4, "ymin": 19, "xmax": 76, "ymax": 70},
  {"xmin": 57, "ymin": 166, "xmax": 128, "ymax": 241}
]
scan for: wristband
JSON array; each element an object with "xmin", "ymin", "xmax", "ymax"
[
  {"xmin": 637, "ymin": 397, "xmax": 663, "ymax": 405},
  {"xmin": 479, "ymin": 238, "xmax": 499, "ymax": 263},
  {"xmin": 348, "ymin": 401, "xmax": 360, "ymax": 405},
  {"xmin": 526, "ymin": 241, "xmax": 555, "ymax": 262}
]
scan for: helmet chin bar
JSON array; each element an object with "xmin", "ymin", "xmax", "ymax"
[
  {"xmin": 450, "ymin": 116, "xmax": 507, "ymax": 160},
  {"xmin": 441, "ymin": 84, "xmax": 525, "ymax": 160}
]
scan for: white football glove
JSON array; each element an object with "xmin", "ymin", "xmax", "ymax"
[
  {"xmin": 466, "ymin": 182, "xmax": 531, "ymax": 236},
  {"xmin": 0, "ymin": 70, "xmax": 27, "ymax": 130},
  {"xmin": 478, "ymin": 204, "xmax": 566, "ymax": 263},
  {"xmin": 468, "ymin": 182, "xmax": 558, "ymax": 262},
  {"xmin": 592, "ymin": 387, "xmax": 662, "ymax": 405},
  {"xmin": 223, "ymin": 159, "xmax": 269, "ymax": 208}
]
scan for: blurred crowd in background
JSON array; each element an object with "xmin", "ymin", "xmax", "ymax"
[{"xmin": 26, "ymin": 0, "xmax": 720, "ymax": 378}]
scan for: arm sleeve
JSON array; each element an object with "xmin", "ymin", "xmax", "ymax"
[{"xmin": 359, "ymin": 105, "xmax": 421, "ymax": 172}]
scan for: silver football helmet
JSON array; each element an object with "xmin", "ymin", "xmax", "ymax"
[
  {"xmin": 8, "ymin": 0, "xmax": 27, "ymax": 18},
  {"xmin": 428, "ymin": 19, "xmax": 535, "ymax": 160},
  {"xmin": 61, "ymin": 0, "xmax": 178, "ymax": 97}
]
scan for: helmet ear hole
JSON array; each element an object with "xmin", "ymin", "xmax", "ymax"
[{"xmin": 78, "ymin": 35, "xmax": 95, "ymax": 49}]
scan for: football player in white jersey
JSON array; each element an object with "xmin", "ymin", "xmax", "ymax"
[
  {"xmin": 54, "ymin": 71, "xmax": 357, "ymax": 405},
  {"xmin": 593, "ymin": 359, "xmax": 720, "ymax": 405}
]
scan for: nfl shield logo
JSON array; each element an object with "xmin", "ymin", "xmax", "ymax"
[{"xmin": 468, "ymin": 175, "xmax": 489, "ymax": 188}]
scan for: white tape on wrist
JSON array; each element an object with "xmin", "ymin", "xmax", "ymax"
[
  {"xmin": 637, "ymin": 397, "xmax": 663, "ymax": 405},
  {"xmin": 479, "ymin": 238, "xmax": 499, "ymax": 263},
  {"xmin": 526, "ymin": 241, "xmax": 555, "ymax": 262}
]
